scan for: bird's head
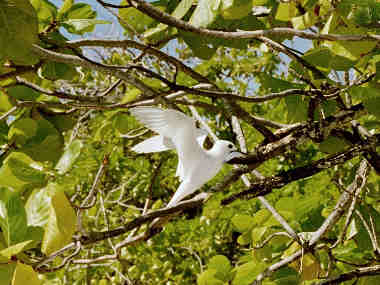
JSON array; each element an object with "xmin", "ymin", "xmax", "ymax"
[{"xmin": 212, "ymin": 140, "xmax": 247, "ymax": 163}]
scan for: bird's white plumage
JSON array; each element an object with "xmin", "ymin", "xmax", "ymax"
[{"xmin": 130, "ymin": 107, "xmax": 238, "ymax": 207}]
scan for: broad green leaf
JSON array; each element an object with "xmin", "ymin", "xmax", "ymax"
[
  {"xmin": 237, "ymin": 231, "xmax": 252, "ymax": 245},
  {"xmin": 351, "ymin": 86, "xmax": 380, "ymax": 118},
  {"xmin": 7, "ymin": 85, "xmax": 40, "ymax": 101},
  {"xmin": 41, "ymin": 187, "xmax": 76, "ymax": 255},
  {"xmin": 30, "ymin": 0, "xmax": 57, "ymax": 23},
  {"xmin": 143, "ymin": 0, "xmax": 192, "ymax": 44},
  {"xmin": 252, "ymin": 209, "xmax": 271, "ymax": 226},
  {"xmin": 285, "ymin": 95, "xmax": 309, "ymax": 123},
  {"xmin": 319, "ymin": 136, "xmax": 349, "ymax": 154},
  {"xmin": 363, "ymin": 96, "xmax": 380, "ymax": 119},
  {"xmin": 180, "ymin": 32, "xmax": 217, "ymax": 59},
  {"xmin": 55, "ymin": 140, "xmax": 83, "ymax": 174},
  {"xmin": 8, "ymin": 118, "xmax": 38, "ymax": 147},
  {"xmin": 118, "ymin": 0, "xmax": 165, "ymax": 35},
  {"xmin": 64, "ymin": 3, "xmax": 96, "ymax": 19},
  {"xmin": 40, "ymin": 61, "xmax": 78, "ymax": 80},
  {"xmin": 233, "ymin": 261, "xmax": 266, "ymax": 285},
  {"xmin": 121, "ymin": 88, "xmax": 141, "ymax": 104},
  {"xmin": 324, "ymin": 27, "xmax": 377, "ymax": 61},
  {"xmin": 57, "ymin": 0, "xmax": 74, "ymax": 18},
  {"xmin": 251, "ymin": 226, "xmax": 267, "ymax": 244},
  {"xmin": 275, "ymin": 2, "xmax": 298, "ymax": 21},
  {"xmin": 0, "ymin": 189, "xmax": 28, "ymax": 246},
  {"xmin": 221, "ymin": 0, "xmax": 252, "ymax": 20},
  {"xmin": 25, "ymin": 187, "xmax": 51, "ymax": 228},
  {"xmin": 17, "ymin": 117, "xmax": 64, "ymax": 164},
  {"xmin": 0, "ymin": 240, "xmax": 33, "ymax": 259},
  {"xmin": 207, "ymin": 255, "xmax": 232, "ymax": 276},
  {"xmin": 189, "ymin": 0, "xmax": 221, "ymax": 28},
  {"xmin": 0, "ymin": 0, "xmax": 39, "ymax": 64},
  {"xmin": 0, "ymin": 264, "xmax": 16, "ymax": 285},
  {"xmin": 0, "ymin": 91, "xmax": 13, "ymax": 112},
  {"xmin": 62, "ymin": 19, "xmax": 110, "ymax": 35},
  {"xmin": 0, "ymin": 152, "xmax": 46, "ymax": 192},
  {"xmin": 291, "ymin": 12, "xmax": 316, "ymax": 30},
  {"xmin": 197, "ymin": 269, "xmax": 224, "ymax": 285},
  {"xmin": 11, "ymin": 262, "xmax": 41, "ymax": 285},
  {"xmin": 231, "ymin": 214, "xmax": 255, "ymax": 232},
  {"xmin": 321, "ymin": 13, "xmax": 339, "ymax": 34}
]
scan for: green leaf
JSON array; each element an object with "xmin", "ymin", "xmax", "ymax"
[
  {"xmin": 351, "ymin": 86, "xmax": 380, "ymax": 118},
  {"xmin": 275, "ymin": 2, "xmax": 298, "ymax": 21},
  {"xmin": 221, "ymin": 0, "xmax": 252, "ymax": 20},
  {"xmin": 0, "ymin": 189, "xmax": 28, "ymax": 246},
  {"xmin": 233, "ymin": 261, "xmax": 266, "ymax": 285},
  {"xmin": 119, "ymin": 0, "xmax": 163, "ymax": 35},
  {"xmin": 291, "ymin": 12, "xmax": 317, "ymax": 30},
  {"xmin": 7, "ymin": 85, "xmax": 40, "ymax": 101},
  {"xmin": 208, "ymin": 255, "xmax": 231, "ymax": 272},
  {"xmin": 65, "ymin": 3, "xmax": 96, "ymax": 19},
  {"xmin": 8, "ymin": 118, "xmax": 38, "ymax": 147},
  {"xmin": 25, "ymin": 187, "xmax": 51, "ymax": 228},
  {"xmin": 11, "ymin": 261, "xmax": 41, "ymax": 285},
  {"xmin": 40, "ymin": 61, "xmax": 78, "ymax": 80},
  {"xmin": 0, "ymin": 121, "xmax": 8, "ymax": 145},
  {"xmin": 57, "ymin": 0, "xmax": 74, "ymax": 18},
  {"xmin": 189, "ymin": 0, "xmax": 221, "ymax": 28},
  {"xmin": 62, "ymin": 19, "xmax": 110, "ymax": 35},
  {"xmin": 251, "ymin": 226, "xmax": 267, "ymax": 244},
  {"xmin": 231, "ymin": 214, "xmax": 255, "ymax": 232},
  {"xmin": 323, "ymin": 27, "xmax": 377, "ymax": 61},
  {"xmin": 143, "ymin": 0, "xmax": 192, "ymax": 44},
  {"xmin": 197, "ymin": 269, "xmax": 224, "ymax": 285},
  {"xmin": 0, "ymin": 0, "xmax": 39, "ymax": 64},
  {"xmin": 30, "ymin": 0, "xmax": 57, "ymax": 23},
  {"xmin": 41, "ymin": 186, "xmax": 76, "ymax": 255},
  {"xmin": 0, "ymin": 264, "xmax": 16, "ymax": 285},
  {"xmin": 0, "ymin": 152, "xmax": 46, "ymax": 193},
  {"xmin": 363, "ymin": 97, "xmax": 380, "ymax": 119},
  {"xmin": 18, "ymin": 117, "xmax": 64, "ymax": 164},
  {"xmin": 319, "ymin": 135, "xmax": 349, "ymax": 154},
  {"xmin": 0, "ymin": 240, "xmax": 33, "ymax": 259},
  {"xmin": 0, "ymin": 91, "xmax": 13, "ymax": 112},
  {"xmin": 285, "ymin": 95, "xmax": 309, "ymax": 123},
  {"xmin": 181, "ymin": 32, "xmax": 217, "ymax": 59},
  {"xmin": 55, "ymin": 140, "xmax": 83, "ymax": 174}
]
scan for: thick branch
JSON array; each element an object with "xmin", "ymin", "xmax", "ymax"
[{"xmin": 222, "ymin": 140, "xmax": 376, "ymax": 205}]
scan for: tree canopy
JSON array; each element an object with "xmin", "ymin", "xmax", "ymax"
[{"xmin": 0, "ymin": 0, "xmax": 380, "ymax": 284}]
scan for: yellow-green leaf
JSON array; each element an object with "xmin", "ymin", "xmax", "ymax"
[
  {"xmin": 41, "ymin": 187, "xmax": 76, "ymax": 255},
  {"xmin": 11, "ymin": 262, "xmax": 41, "ymax": 285}
]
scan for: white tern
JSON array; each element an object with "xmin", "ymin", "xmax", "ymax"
[{"xmin": 130, "ymin": 107, "xmax": 244, "ymax": 207}]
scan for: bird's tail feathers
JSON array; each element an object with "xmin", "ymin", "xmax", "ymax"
[{"xmin": 166, "ymin": 180, "xmax": 197, "ymax": 208}]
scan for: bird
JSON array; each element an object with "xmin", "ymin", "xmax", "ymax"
[{"xmin": 130, "ymin": 107, "xmax": 245, "ymax": 207}]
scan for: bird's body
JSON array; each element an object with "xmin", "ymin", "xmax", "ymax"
[{"xmin": 130, "ymin": 107, "xmax": 241, "ymax": 207}]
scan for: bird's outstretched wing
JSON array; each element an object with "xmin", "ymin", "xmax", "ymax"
[
  {"xmin": 131, "ymin": 129, "xmax": 208, "ymax": 154},
  {"xmin": 132, "ymin": 135, "xmax": 174, "ymax": 153},
  {"xmin": 130, "ymin": 107, "xmax": 206, "ymax": 181}
]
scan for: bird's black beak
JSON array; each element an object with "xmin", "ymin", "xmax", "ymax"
[{"xmin": 225, "ymin": 151, "xmax": 248, "ymax": 164}]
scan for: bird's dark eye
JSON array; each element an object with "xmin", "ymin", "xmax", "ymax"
[{"xmin": 228, "ymin": 144, "xmax": 233, "ymax": 149}]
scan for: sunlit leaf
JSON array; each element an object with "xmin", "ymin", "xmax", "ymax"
[
  {"xmin": 41, "ymin": 186, "xmax": 76, "ymax": 255},
  {"xmin": 55, "ymin": 140, "xmax": 83, "ymax": 174},
  {"xmin": 0, "ymin": 0, "xmax": 39, "ymax": 64},
  {"xmin": 11, "ymin": 261, "xmax": 41, "ymax": 285},
  {"xmin": 0, "ymin": 189, "xmax": 28, "ymax": 246}
]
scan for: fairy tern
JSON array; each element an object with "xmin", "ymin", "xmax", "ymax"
[{"xmin": 130, "ymin": 107, "xmax": 245, "ymax": 207}]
